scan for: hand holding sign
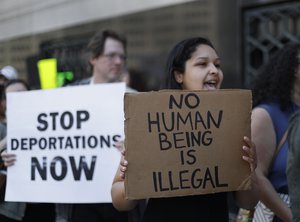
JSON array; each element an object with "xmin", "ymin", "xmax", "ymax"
[
  {"xmin": 111, "ymin": 143, "xmax": 138, "ymax": 211},
  {"xmin": 1, "ymin": 150, "xmax": 16, "ymax": 167},
  {"xmin": 242, "ymin": 136, "xmax": 257, "ymax": 172}
]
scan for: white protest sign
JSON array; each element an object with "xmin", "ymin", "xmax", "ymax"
[{"xmin": 5, "ymin": 82, "xmax": 126, "ymax": 203}]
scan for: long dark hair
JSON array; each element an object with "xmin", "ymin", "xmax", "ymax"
[
  {"xmin": 162, "ymin": 37, "xmax": 215, "ymax": 90},
  {"xmin": 251, "ymin": 43, "xmax": 300, "ymax": 111}
]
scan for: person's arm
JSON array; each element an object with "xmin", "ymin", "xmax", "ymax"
[
  {"xmin": 252, "ymin": 108, "xmax": 292, "ymax": 222},
  {"xmin": 0, "ymin": 137, "xmax": 7, "ymax": 152},
  {"xmin": 0, "ymin": 137, "xmax": 16, "ymax": 167},
  {"xmin": 234, "ymin": 136, "xmax": 258, "ymax": 209},
  {"xmin": 111, "ymin": 144, "xmax": 138, "ymax": 211}
]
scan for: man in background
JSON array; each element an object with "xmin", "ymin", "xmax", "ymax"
[
  {"xmin": 71, "ymin": 29, "xmax": 126, "ymax": 86},
  {"xmin": 66, "ymin": 29, "xmax": 129, "ymax": 222}
]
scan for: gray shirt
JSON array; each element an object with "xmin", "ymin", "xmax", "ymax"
[{"xmin": 287, "ymin": 111, "xmax": 300, "ymax": 222}]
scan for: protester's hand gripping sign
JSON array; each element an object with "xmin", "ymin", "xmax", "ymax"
[
  {"xmin": 5, "ymin": 83, "xmax": 126, "ymax": 203},
  {"xmin": 124, "ymin": 89, "xmax": 252, "ymax": 199}
]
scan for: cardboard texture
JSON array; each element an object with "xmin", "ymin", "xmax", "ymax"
[{"xmin": 124, "ymin": 89, "xmax": 252, "ymax": 200}]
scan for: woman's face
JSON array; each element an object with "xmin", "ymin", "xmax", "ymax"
[
  {"xmin": 6, "ymin": 83, "xmax": 28, "ymax": 93},
  {"xmin": 175, "ymin": 44, "xmax": 223, "ymax": 90},
  {"xmin": 3, "ymin": 82, "xmax": 28, "ymax": 114}
]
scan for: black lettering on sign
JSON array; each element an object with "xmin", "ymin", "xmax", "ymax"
[
  {"xmin": 31, "ymin": 157, "xmax": 47, "ymax": 180},
  {"xmin": 70, "ymin": 156, "xmax": 97, "ymax": 181},
  {"xmin": 152, "ymin": 166, "xmax": 228, "ymax": 192},
  {"xmin": 36, "ymin": 110, "xmax": 90, "ymax": 131},
  {"xmin": 77, "ymin": 110, "xmax": 90, "ymax": 129},
  {"xmin": 50, "ymin": 156, "xmax": 67, "ymax": 181},
  {"xmin": 159, "ymin": 131, "xmax": 213, "ymax": 151},
  {"xmin": 31, "ymin": 156, "xmax": 97, "ymax": 181},
  {"xmin": 11, "ymin": 138, "xmax": 19, "ymax": 150},
  {"xmin": 148, "ymin": 111, "xmax": 223, "ymax": 134},
  {"xmin": 37, "ymin": 113, "xmax": 48, "ymax": 131},
  {"xmin": 180, "ymin": 150, "xmax": 196, "ymax": 165},
  {"xmin": 169, "ymin": 93, "xmax": 200, "ymax": 109},
  {"xmin": 147, "ymin": 112, "xmax": 160, "ymax": 133}
]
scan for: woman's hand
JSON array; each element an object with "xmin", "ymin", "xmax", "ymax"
[
  {"xmin": 1, "ymin": 151, "xmax": 16, "ymax": 167},
  {"xmin": 114, "ymin": 141, "xmax": 125, "ymax": 153},
  {"xmin": 242, "ymin": 136, "xmax": 257, "ymax": 172},
  {"xmin": 111, "ymin": 142, "xmax": 138, "ymax": 211},
  {"xmin": 119, "ymin": 149, "xmax": 128, "ymax": 180},
  {"xmin": 234, "ymin": 136, "xmax": 259, "ymax": 209},
  {"xmin": 114, "ymin": 141, "xmax": 128, "ymax": 180}
]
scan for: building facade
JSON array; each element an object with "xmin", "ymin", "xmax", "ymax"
[{"xmin": 0, "ymin": 0, "xmax": 299, "ymax": 89}]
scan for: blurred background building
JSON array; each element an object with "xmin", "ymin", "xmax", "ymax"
[{"xmin": 0, "ymin": 0, "xmax": 299, "ymax": 90}]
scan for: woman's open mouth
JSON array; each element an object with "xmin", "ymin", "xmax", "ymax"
[{"xmin": 204, "ymin": 80, "xmax": 218, "ymax": 90}]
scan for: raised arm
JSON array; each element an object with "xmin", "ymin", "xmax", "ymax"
[
  {"xmin": 234, "ymin": 135, "xmax": 258, "ymax": 209},
  {"xmin": 111, "ymin": 143, "xmax": 138, "ymax": 211},
  {"xmin": 251, "ymin": 108, "xmax": 292, "ymax": 221}
]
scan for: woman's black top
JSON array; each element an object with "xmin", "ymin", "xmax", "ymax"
[{"xmin": 141, "ymin": 192, "xmax": 228, "ymax": 222}]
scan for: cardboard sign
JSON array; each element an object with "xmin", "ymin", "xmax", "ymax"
[
  {"xmin": 124, "ymin": 89, "xmax": 252, "ymax": 199},
  {"xmin": 5, "ymin": 83, "xmax": 126, "ymax": 203}
]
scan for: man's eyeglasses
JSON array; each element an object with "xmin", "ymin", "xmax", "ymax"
[{"xmin": 103, "ymin": 53, "xmax": 126, "ymax": 62}]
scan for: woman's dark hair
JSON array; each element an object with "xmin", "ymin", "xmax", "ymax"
[
  {"xmin": 251, "ymin": 43, "xmax": 300, "ymax": 111},
  {"xmin": 162, "ymin": 37, "xmax": 215, "ymax": 90},
  {"xmin": 0, "ymin": 85, "xmax": 5, "ymax": 101}
]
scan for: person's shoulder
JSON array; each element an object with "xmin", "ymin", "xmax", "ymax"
[
  {"xmin": 256, "ymin": 101, "xmax": 278, "ymax": 109},
  {"xmin": 288, "ymin": 111, "xmax": 300, "ymax": 150},
  {"xmin": 289, "ymin": 110, "xmax": 300, "ymax": 130},
  {"xmin": 126, "ymin": 86, "xmax": 137, "ymax": 93},
  {"xmin": 67, "ymin": 78, "xmax": 91, "ymax": 86},
  {"xmin": 252, "ymin": 107, "xmax": 273, "ymax": 125},
  {"xmin": 254, "ymin": 101, "xmax": 284, "ymax": 118}
]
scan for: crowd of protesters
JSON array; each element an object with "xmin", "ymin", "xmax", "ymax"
[{"xmin": 0, "ymin": 28, "xmax": 299, "ymax": 222}]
